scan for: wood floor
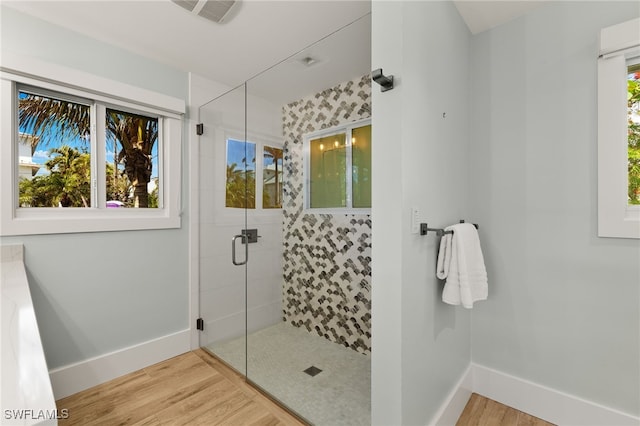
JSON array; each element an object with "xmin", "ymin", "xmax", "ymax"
[
  {"xmin": 457, "ymin": 393, "xmax": 555, "ymax": 426},
  {"xmin": 57, "ymin": 350, "xmax": 553, "ymax": 426},
  {"xmin": 56, "ymin": 349, "xmax": 307, "ymax": 425}
]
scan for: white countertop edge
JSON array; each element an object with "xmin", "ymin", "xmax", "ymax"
[{"xmin": 1, "ymin": 244, "xmax": 58, "ymax": 425}]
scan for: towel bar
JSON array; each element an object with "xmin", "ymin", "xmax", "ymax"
[{"xmin": 419, "ymin": 220, "xmax": 478, "ymax": 237}]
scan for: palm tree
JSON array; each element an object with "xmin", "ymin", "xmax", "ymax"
[
  {"xmin": 18, "ymin": 91, "xmax": 157, "ymax": 208},
  {"xmin": 19, "ymin": 175, "xmax": 57, "ymax": 207},
  {"xmin": 226, "ymin": 162, "xmax": 255, "ymax": 208},
  {"xmin": 19, "ymin": 146, "xmax": 91, "ymax": 207},
  {"xmin": 106, "ymin": 162, "xmax": 133, "ymax": 207},
  {"xmin": 107, "ymin": 109, "xmax": 157, "ymax": 208},
  {"xmin": 45, "ymin": 145, "xmax": 91, "ymax": 207}
]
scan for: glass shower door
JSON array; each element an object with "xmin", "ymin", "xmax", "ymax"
[
  {"xmin": 198, "ymin": 83, "xmax": 249, "ymax": 374},
  {"xmin": 241, "ymin": 15, "xmax": 372, "ymax": 425},
  {"xmin": 197, "ymin": 13, "xmax": 372, "ymax": 425}
]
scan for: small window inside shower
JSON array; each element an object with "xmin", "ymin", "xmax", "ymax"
[
  {"xmin": 225, "ymin": 139, "xmax": 283, "ymax": 210},
  {"xmin": 263, "ymin": 145, "xmax": 283, "ymax": 209},
  {"xmin": 303, "ymin": 119, "xmax": 371, "ymax": 213},
  {"xmin": 225, "ymin": 138, "xmax": 256, "ymax": 208}
]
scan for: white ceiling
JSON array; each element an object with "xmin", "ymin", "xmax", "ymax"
[
  {"xmin": 2, "ymin": 0, "xmax": 547, "ymax": 104},
  {"xmin": 454, "ymin": 1, "xmax": 548, "ymax": 35}
]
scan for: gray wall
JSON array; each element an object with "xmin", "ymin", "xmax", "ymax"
[
  {"xmin": 0, "ymin": 6, "xmax": 187, "ymax": 99},
  {"xmin": 373, "ymin": 0, "xmax": 640, "ymax": 423},
  {"xmin": 469, "ymin": 1, "xmax": 640, "ymax": 416},
  {"xmin": 372, "ymin": 2, "xmax": 472, "ymax": 424},
  {"xmin": 0, "ymin": 6, "xmax": 190, "ymax": 369}
]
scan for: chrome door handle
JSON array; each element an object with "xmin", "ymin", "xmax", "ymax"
[{"xmin": 231, "ymin": 234, "xmax": 248, "ymax": 266}]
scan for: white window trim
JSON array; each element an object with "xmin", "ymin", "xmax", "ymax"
[
  {"xmin": 597, "ymin": 17, "xmax": 640, "ymax": 239},
  {"xmin": 0, "ymin": 53, "xmax": 185, "ymax": 236},
  {"xmin": 303, "ymin": 118, "xmax": 371, "ymax": 214}
]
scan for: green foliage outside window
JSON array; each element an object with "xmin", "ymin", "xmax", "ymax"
[
  {"xmin": 18, "ymin": 88, "xmax": 159, "ymax": 208},
  {"xmin": 226, "ymin": 163, "xmax": 256, "ymax": 208},
  {"xmin": 225, "ymin": 139, "xmax": 256, "ymax": 209},
  {"xmin": 629, "ymin": 69, "xmax": 640, "ymax": 205},
  {"xmin": 19, "ymin": 146, "xmax": 90, "ymax": 207},
  {"xmin": 18, "ymin": 145, "xmax": 158, "ymax": 208}
]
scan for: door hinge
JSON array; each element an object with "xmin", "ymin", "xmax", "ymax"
[
  {"xmin": 196, "ymin": 123, "xmax": 204, "ymax": 135},
  {"xmin": 196, "ymin": 318, "xmax": 204, "ymax": 331}
]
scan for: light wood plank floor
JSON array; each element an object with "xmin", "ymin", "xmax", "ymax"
[
  {"xmin": 457, "ymin": 393, "xmax": 555, "ymax": 426},
  {"xmin": 56, "ymin": 349, "xmax": 307, "ymax": 425},
  {"xmin": 57, "ymin": 351, "xmax": 555, "ymax": 426}
]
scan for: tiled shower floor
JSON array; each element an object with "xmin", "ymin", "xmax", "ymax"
[{"xmin": 206, "ymin": 322, "xmax": 371, "ymax": 425}]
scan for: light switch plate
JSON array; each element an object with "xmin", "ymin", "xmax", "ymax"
[{"xmin": 411, "ymin": 207, "xmax": 420, "ymax": 234}]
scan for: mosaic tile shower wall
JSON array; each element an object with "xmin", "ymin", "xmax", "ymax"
[{"xmin": 282, "ymin": 74, "xmax": 372, "ymax": 354}]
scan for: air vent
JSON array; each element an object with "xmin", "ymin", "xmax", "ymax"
[
  {"xmin": 171, "ymin": 0, "xmax": 199, "ymax": 12},
  {"xmin": 171, "ymin": 0, "xmax": 238, "ymax": 24},
  {"xmin": 198, "ymin": 1, "xmax": 236, "ymax": 23}
]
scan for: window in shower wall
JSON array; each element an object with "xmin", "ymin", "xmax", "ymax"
[
  {"xmin": 351, "ymin": 123, "xmax": 372, "ymax": 208},
  {"xmin": 225, "ymin": 139, "xmax": 283, "ymax": 209},
  {"xmin": 304, "ymin": 119, "xmax": 371, "ymax": 212},
  {"xmin": 226, "ymin": 139, "xmax": 256, "ymax": 208},
  {"xmin": 263, "ymin": 145, "xmax": 283, "ymax": 209}
]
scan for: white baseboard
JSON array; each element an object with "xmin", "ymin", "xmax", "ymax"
[
  {"xmin": 431, "ymin": 365, "xmax": 473, "ymax": 426},
  {"xmin": 472, "ymin": 364, "xmax": 640, "ymax": 426},
  {"xmin": 49, "ymin": 329, "xmax": 191, "ymax": 400},
  {"xmin": 433, "ymin": 363, "xmax": 640, "ymax": 426}
]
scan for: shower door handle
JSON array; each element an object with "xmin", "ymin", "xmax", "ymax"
[{"xmin": 231, "ymin": 234, "xmax": 248, "ymax": 266}]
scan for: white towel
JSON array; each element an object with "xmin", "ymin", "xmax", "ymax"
[{"xmin": 436, "ymin": 223, "xmax": 488, "ymax": 308}]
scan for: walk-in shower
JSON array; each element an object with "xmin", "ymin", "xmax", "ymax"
[{"xmin": 197, "ymin": 14, "xmax": 372, "ymax": 425}]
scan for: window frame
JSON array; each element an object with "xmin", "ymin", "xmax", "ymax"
[
  {"xmin": 0, "ymin": 54, "xmax": 184, "ymax": 236},
  {"xmin": 303, "ymin": 118, "xmax": 371, "ymax": 214},
  {"xmin": 597, "ymin": 17, "xmax": 640, "ymax": 239}
]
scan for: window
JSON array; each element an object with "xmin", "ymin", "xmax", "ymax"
[
  {"xmin": 225, "ymin": 139, "xmax": 282, "ymax": 210},
  {"xmin": 226, "ymin": 139, "xmax": 256, "ymax": 208},
  {"xmin": 628, "ymin": 61, "xmax": 640, "ymax": 205},
  {"xmin": 1, "ymin": 55, "xmax": 184, "ymax": 235},
  {"xmin": 304, "ymin": 119, "xmax": 371, "ymax": 212},
  {"xmin": 105, "ymin": 108, "xmax": 160, "ymax": 209},
  {"xmin": 597, "ymin": 17, "xmax": 640, "ymax": 238},
  {"xmin": 17, "ymin": 87, "xmax": 162, "ymax": 210},
  {"xmin": 18, "ymin": 88, "xmax": 92, "ymax": 208},
  {"xmin": 263, "ymin": 145, "xmax": 283, "ymax": 209}
]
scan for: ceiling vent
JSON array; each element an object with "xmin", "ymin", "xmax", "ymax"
[{"xmin": 171, "ymin": 0, "xmax": 238, "ymax": 24}]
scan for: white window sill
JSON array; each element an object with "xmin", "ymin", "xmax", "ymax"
[{"xmin": 3, "ymin": 209, "xmax": 181, "ymax": 236}]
